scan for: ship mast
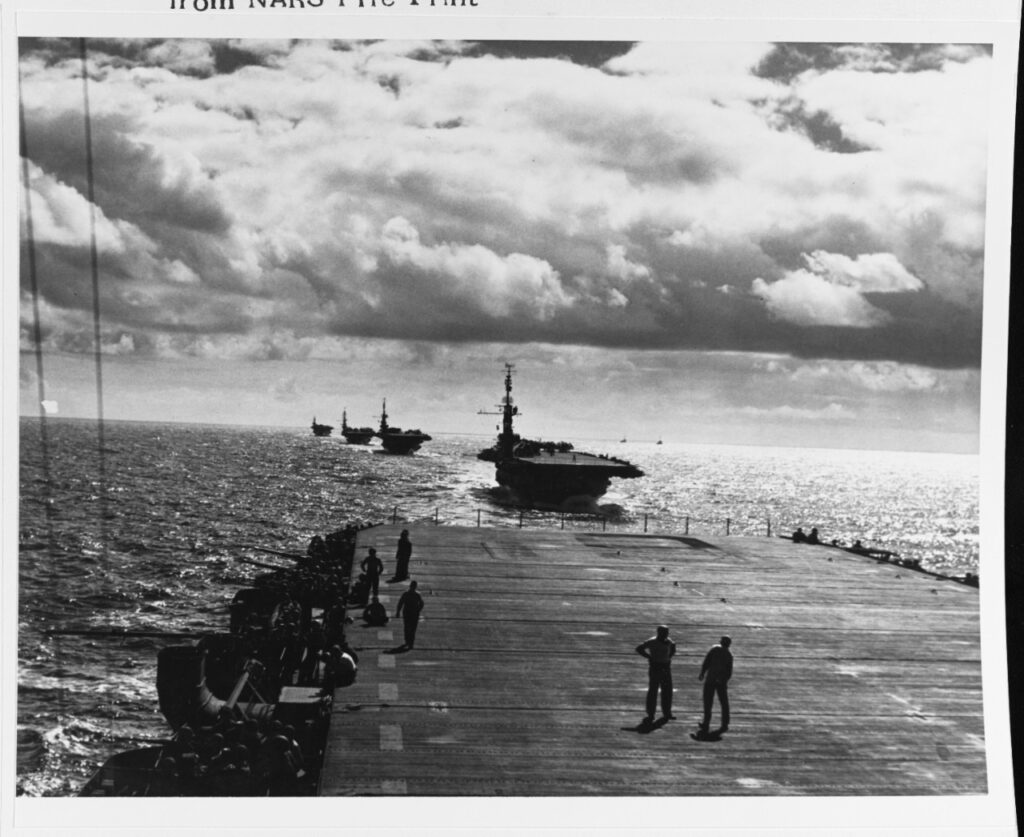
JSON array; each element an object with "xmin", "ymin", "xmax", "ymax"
[
  {"xmin": 379, "ymin": 399, "xmax": 390, "ymax": 433},
  {"xmin": 477, "ymin": 364, "xmax": 521, "ymax": 459},
  {"xmin": 499, "ymin": 363, "xmax": 517, "ymax": 459}
]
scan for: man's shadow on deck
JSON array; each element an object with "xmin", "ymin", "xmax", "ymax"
[
  {"xmin": 621, "ymin": 720, "xmax": 727, "ymax": 740},
  {"xmin": 382, "ymin": 645, "xmax": 412, "ymax": 654},
  {"xmin": 622, "ymin": 717, "xmax": 669, "ymax": 734},
  {"xmin": 690, "ymin": 728, "xmax": 726, "ymax": 742}
]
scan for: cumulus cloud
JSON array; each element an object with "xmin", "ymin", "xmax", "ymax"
[
  {"xmin": 606, "ymin": 244, "xmax": 650, "ymax": 282},
  {"xmin": 607, "ymin": 288, "xmax": 629, "ymax": 308},
  {"xmin": 23, "ymin": 161, "xmax": 135, "ymax": 253},
  {"xmin": 801, "ymin": 251, "xmax": 923, "ymax": 293},
  {"xmin": 379, "ymin": 216, "xmax": 573, "ymax": 320},
  {"xmin": 751, "ymin": 250, "xmax": 922, "ymax": 327},
  {"xmin": 751, "ymin": 271, "xmax": 888, "ymax": 327},
  {"xmin": 668, "ymin": 225, "xmax": 717, "ymax": 250}
]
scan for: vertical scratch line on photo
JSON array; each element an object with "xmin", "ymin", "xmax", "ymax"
[
  {"xmin": 19, "ymin": 67, "xmax": 55, "ymax": 540},
  {"xmin": 81, "ymin": 37, "xmax": 115, "ymax": 734},
  {"xmin": 20, "ymin": 53, "xmax": 65, "ymax": 715},
  {"xmin": 81, "ymin": 37, "xmax": 108, "ymax": 473}
]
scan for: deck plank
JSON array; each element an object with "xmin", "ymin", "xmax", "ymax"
[{"xmin": 318, "ymin": 525, "xmax": 984, "ymax": 796}]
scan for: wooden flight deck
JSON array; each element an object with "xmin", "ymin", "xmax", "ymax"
[{"xmin": 318, "ymin": 524, "xmax": 984, "ymax": 796}]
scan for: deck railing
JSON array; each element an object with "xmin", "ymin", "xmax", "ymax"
[
  {"xmin": 382, "ymin": 505, "xmax": 781, "ymax": 538},
  {"xmin": 366, "ymin": 506, "xmax": 974, "ymax": 586},
  {"xmin": 373, "ymin": 505, "xmax": 977, "ymax": 585}
]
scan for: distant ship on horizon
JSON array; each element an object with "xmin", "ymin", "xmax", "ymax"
[
  {"xmin": 311, "ymin": 417, "xmax": 333, "ymax": 437},
  {"xmin": 375, "ymin": 400, "xmax": 431, "ymax": 454},
  {"xmin": 340, "ymin": 410, "xmax": 374, "ymax": 445}
]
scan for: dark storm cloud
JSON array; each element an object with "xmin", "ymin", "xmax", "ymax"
[
  {"xmin": 19, "ymin": 90, "xmax": 255, "ymax": 316},
  {"xmin": 20, "ymin": 37, "xmax": 149, "ymax": 66},
  {"xmin": 377, "ymin": 74, "xmax": 402, "ymax": 97},
  {"xmin": 759, "ymin": 217, "xmax": 888, "ymax": 270},
  {"xmin": 464, "ymin": 41, "xmax": 636, "ymax": 68},
  {"xmin": 766, "ymin": 98, "xmax": 874, "ymax": 153},
  {"xmin": 19, "ymin": 37, "xmax": 77, "ymax": 64},
  {"xmin": 754, "ymin": 43, "xmax": 992, "ymax": 83},
  {"xmin": 212, "ymin": 41, "xmax": 288, "ymax": 73},
  {"xmin": 559, "ymin": 276, "xmax": 980, "ymax": 368},
  {"xmin": 23, "ymin": 241, "xmax": 257, "ymax": 337},
  {"xmin": 22, "ymin": 244, "xmax": 95, "ymax": 315},
  {"xmin": 533, "ymin": 104, "xmax": 725, "ymax": 185},
  {"xmin": 24, "ymin": 110, "xmax": 231, "ymax": 236},
  {"xmin": 286, "ymin": 224, "xmax": 980, "ymax": 369},
  {"xmin": 20, "ymin": 38, "xmax": 222, "ymax": 75}
]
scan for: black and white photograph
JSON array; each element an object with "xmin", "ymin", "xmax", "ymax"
[{"xmin": 4, "ymin": 1, "xmax": 1019, "ymax": 834}]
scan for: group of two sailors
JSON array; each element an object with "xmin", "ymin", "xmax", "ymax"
[{"xmin": 636, "ymin": 626, "xmax": 733, "ymax": 735}]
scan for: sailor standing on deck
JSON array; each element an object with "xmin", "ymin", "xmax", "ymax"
[
  {"xmin": 396, "ymin": 580, "xmax": 424, "ymax": 650},
  {"xmin": 636, "ymin": 625, "xmax": 677, "ymax": 724},
  {"xmin": 361, "ymin": 548, "xmax": 384, "ymax": 599},
  {"xmin": 698, "ymin": 636, "xmax": 733, "ymax": 733},
  {"xmin": 391, "ymin": 529, "xmax": 412, "ymax": 582}
]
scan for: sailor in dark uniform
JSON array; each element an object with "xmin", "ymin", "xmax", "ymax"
[
  {"xmin": 396, "ymin": 580, "xmax": 424, "ymax": 650},
  {"xmin": 699, "ymin": 636, "xmax": 733, "ymax": 733},
  {"xmin": 636, "ymin": 625, "xmax": 677, "ymax": 724},
  {"xmin": 362, "ymin": 596, "xmax": 389, "ymax": 626},
  {"xmin": 361, "ymin": 548, "xmax": 384, "ymax": 599},
  {"xmin": 392, "ymin": 529, "xmax": 412, "ymax": 581}
]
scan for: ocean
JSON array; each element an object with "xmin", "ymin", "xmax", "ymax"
[{"xmin": 16, "ymin": 417, "xmax": 980, "ymax": 796}]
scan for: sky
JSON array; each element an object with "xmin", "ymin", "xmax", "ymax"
[{"xmin": 17, "ymin": 38, "xmax": 991, "ymax": 452}]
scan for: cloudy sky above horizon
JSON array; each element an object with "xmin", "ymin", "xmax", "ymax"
[{"xmin": 18, "ymin": 38, "xmax": 991, "ymax": 451}]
